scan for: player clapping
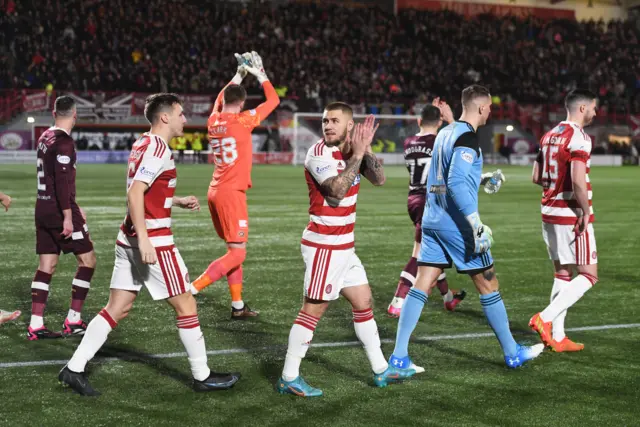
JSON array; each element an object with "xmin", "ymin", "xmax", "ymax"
[{"xmin": 190, "ymin": 52, "xmax": 280, "ymax": 319}]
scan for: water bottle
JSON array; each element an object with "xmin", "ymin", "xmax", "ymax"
[{"xmin": 484, "ymin": 169, "xmax": 502, "ymax": 194}]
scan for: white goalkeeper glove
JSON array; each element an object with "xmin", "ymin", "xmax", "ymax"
[
  {"xmin": 466, "ymin": 212, "xmax": 493, "ymax": 253},
  {"xmin": 481, "ymin": 169, "xmax": 506, "ymax": 194},
  {"xmin": 244, "ymin": 51, "xmax": 269, "ymax": 84},
  {"xmin": 231, "ymin": 52, "xmax": 252, "ymax": 84}
]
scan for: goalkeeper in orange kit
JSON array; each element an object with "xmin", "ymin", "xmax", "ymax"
[{"xmin": 191, "ymin": 52, "xmax": 280, "ymax": 319}]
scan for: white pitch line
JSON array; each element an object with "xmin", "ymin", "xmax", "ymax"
[{"xmin": 1, "ymin": 322, "xmax": 639, "ymax": 369}]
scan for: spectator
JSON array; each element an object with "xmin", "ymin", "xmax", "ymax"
[{"xmin": 0, "ymin": 0, "xmax": 638, "ymax": 114}]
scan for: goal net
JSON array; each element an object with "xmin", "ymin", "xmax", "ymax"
[{"xmin": 288, "ymin": 113, "xmax": 420, "ymax": 165}]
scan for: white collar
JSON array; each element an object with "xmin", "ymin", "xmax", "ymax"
[
  {"xmin": 146, "ymin": 132, "xmax": 167, "ymax": 144},
  {"xmin": 562, "ymin": 120, "xmax": 583, "ymax": 129}
]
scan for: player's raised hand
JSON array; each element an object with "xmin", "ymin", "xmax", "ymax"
[
  {"xmin": 0, "ymin": 193, "xmax": 11, "ymax": 211},
  {"xmin": 361, "ymin": 114, "xmax": 380, "ymax": 147},
  {"xmin": 244, "ymin": 51, "xmax": 269, "ymax": 84},
  {"xmin": 179, "ymin": 196, "xmax": 200, "ymax": 212},
  {"xmin": 234, "ymin": 52, "xmax": 251, "ymax": 79},
  {"xmin": 139, "ymin": 238, "xmax": 158, "ymax": 265},
  {"xmin": 438, "ymin": 100, "xmax": 455, "ymax": 124},
  {"xmin": 350, "ymin": 123, "xmax": 368, "ymax": 157}
]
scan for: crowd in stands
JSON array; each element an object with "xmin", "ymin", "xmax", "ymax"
[{"xmin": 1, "ymin": 0, "xmax": 639, "ymax": 113}]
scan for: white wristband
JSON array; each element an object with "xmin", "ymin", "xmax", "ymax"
[{"xmin": 231, "ymin": 73, "xmax": 243, "ymax": 85}]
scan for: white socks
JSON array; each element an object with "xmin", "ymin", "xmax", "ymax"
[
  {"xmin": 353, "ymin": 309, "xmax": 388, "ymax": 375},
  {"xmin": 282, "ymin": 311, "xmax": 318, "ymax": 381},
  {"xmin": 29, "ymin": 315, "xmax": 44, "ymax": 329},
  {"xmin": 67, "ymin": 309, "xmax": 81, "ymax": 323},
  {"xmin": 177, "ymin": 315, "xmax": 210, "ymax": 381},
  {"xmin": 541, "ymin": 274, "xmax": 597, "ymax": 323},
  {"xmin": 550, "ymin": 275, "xmax": 571, "ymax": 341},
  {"xmin": 68, "ymin": 309, "xmax": 116, "ymax": 373}
]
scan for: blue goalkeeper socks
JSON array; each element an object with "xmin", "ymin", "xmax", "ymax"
[
  {"xmin": 480, "ymin": 291, "xmax": 518, "ymax": 357},
  {"xmin": 392, "ymin": 288, "xmax": 428, "ymax": 359}
]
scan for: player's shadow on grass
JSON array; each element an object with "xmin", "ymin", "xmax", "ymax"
[
  {"xmin": 416, "ymin": 339, "xmax": 504, "ymax": 368},
  {"xmin": 92, "ymin": 343, "xmax": 192, "ymax": 385},
  {"xmin": 450, "ymin": 307, "xmax": 533, "ymax": 337}
]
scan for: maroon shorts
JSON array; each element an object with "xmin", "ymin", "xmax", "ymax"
[
  {"xmin": 36, "ymin": 221, "xmax": 93, "ymax": 255},
  {"xmin": 408, "ymin": 194, "xmax": 425, "ymax": 243}
]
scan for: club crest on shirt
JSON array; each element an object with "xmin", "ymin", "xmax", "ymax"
[{"xmin": 461, "ymin": 152, "xmax": 474, "ymax": 163}]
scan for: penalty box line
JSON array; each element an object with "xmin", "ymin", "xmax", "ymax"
[{"xmin": 1, "ymin": 322, "xmax": 639, "ymax": 369}]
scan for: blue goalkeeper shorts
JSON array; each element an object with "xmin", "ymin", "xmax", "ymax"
[{"xmin": 418, "ymin": 227, "xmax": 493, "ymax": 274}]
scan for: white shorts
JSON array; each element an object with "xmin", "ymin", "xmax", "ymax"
[
  {"xmin": 542, "ymin": 223, "xmax": 597, "ymax": 266},
  {"xmin": 110, "ymin": 244, "xmax": 190, "ymax": 300},
  {"xmin": 301, "ymin": 245, "xmax": 369, "ymax": 301}
]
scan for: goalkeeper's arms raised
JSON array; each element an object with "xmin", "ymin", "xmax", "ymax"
[
  {"xmin": 211, "ymin": 53, "xmax": 251, "ymax": 114},
  {"xmin": 244, "ymin": 51, "xmax": 280, "ymax": 119},
  {"xmin": 447, "ymin": 132, "xmax": 493, "ymax": 253}
]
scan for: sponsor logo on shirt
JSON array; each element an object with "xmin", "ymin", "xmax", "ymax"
[
  {"xmin": 461, "ymin": 152, "xmax": 474, "ymax": 163},
  {"xmin": 57, "ymin": 155, "xmax": 71, "ymax": 164},
  {"xmin": 138, "ymin": 166, "xmax": 155, "ymax": 177},
  {"xmin": 316, "ymin": 165, "xmax": 332, "ymax": 174},
  {"xmin": 429, "ymin": 184, "xmax": 446, "ymax": 194}
]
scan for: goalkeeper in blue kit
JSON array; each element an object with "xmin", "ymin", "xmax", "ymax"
[{"xmin": 390, "ymin": 85, "xmax": 544, "ymax": 369}]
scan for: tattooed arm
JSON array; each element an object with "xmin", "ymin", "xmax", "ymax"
[
  {"xmin": 319, "ymin": 154, "xmax": 364, "ymax": 200},
  {"xmin": 360, "ymin": 149, "xmax": 386, "ymax": 186}
]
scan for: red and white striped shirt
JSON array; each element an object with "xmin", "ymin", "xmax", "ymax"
[
  {"xmin": 302, "ymin": 140, "xmax": 360, "ymax": 250},
  {"xmin": 117, "ymin": 133, "xmax": 177, "ymax": 248},
  {"xmin": 538, "ymin": 121, "xmax": 594, "ymax": 225}
]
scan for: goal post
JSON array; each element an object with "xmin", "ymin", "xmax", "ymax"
[{"xmin": 291, "ymin": 113, "xmax": 420, "ymax": 165}]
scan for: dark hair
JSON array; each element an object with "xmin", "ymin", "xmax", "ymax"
[
  {"xmin": 53, "ymin": 96, "xmax": 76, "ymax": 117},
  {"xmin": 223, "ymin": 85, "xmax": 247, "ymax": 105},
  {"xmin": 565, "ymin": 89, "xmax": 597, "ymax": 112},
  {"xmin": 144, "ymin": 93, "xmax": 181, "ymax": 124},
  {"xmin": 420, "ymin": 105, "xmax": 441, "ymax": 126},
  {"xmin": 461, "ymin": 85, "xmax": 491, "ymax": 107},
  {"xmin": 324, "ymin": 101, "xmax": 353, "ymax": 117}
]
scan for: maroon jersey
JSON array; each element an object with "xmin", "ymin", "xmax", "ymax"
[
  {"xmin": 35, "ymin": 127, "xmax": 81, "ymax": 226},
  {"xmin": 404, "ymin": 133, "xmax": 436, "ymax": 196}
]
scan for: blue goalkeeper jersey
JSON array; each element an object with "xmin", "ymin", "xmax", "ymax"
[{"xmin": 422, "ymin": 121, "xmax": 483, "ymax": 232}]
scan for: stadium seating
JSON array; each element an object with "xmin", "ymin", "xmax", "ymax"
[{"xmin": 0, "ymin": 0, "xmax": 638, "ymax": 113}]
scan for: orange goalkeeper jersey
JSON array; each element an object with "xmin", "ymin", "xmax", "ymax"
[{"xmin": 208, "ymin": 81, "xmax": 279, "ymax": 191}]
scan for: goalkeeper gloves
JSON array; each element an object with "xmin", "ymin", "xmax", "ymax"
[
  {"xmin": 481, "ymin": 169, "xmax": 506, "ymax": 194},
  {"xmin": 244, "ymin": 51, "xmax": 269, "ymax": 84},
  {"xmin": 231, "ymin": 52, "xmax": 252, "ymax": 84},
  {"xmin": 466, "ymin": 212, "xmax": 493, "ymax": 253}
]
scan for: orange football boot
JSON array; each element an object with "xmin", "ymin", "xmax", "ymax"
[
  {"xmin": 549, "ymin": 337, "xmax": 584, "ymax": 352},
  {"xmin": 529, "ymin": 312, "xmax": 553, "ymax": 346}
]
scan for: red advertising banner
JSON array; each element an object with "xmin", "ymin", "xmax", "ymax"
[
  {"xmin": 397, "ymin": 0, "xmax": 576, "ymax": 20},
  {"xmin": 22, "ymin": 91, "xmax": 50, "ymax": 113}
]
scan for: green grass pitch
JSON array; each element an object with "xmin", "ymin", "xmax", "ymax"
[{"xmin": 0, "ymin": 164, "xmax": 639, "ymax": 427}]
